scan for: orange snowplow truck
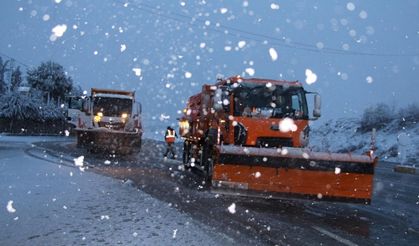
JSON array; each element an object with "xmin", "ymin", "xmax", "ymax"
[{"xmin": 179, "ymin": 76, "xmax": 377, "ymax": 204}]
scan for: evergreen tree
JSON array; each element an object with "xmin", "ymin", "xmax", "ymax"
[
  {"xmin": 27, "ymin": 61, "xmax": 73, "ymax": 102},
  {"xmin": 10, "ymin": 66, "xmax": 23, "ymax": 91}
]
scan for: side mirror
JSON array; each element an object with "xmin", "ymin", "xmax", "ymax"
[
  {"xmin": 138, "ymin": 102, "xmax": 142, "ymax": 114},
  {"xmin": 82, "ymin": 99, "xmax": 90, "ymax": 114},
  {"xmin": 313, "ymin": 94, "xmax": 321, "ymax": 118}
]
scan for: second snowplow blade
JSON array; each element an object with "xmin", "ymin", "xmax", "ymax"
[
  {"xmin": 75, "ymin": 128, "xmax": 142, "ymax": 154},
  {"xmin": 212, "ymin": 145, "xmax": 377, "ymax": 204}
]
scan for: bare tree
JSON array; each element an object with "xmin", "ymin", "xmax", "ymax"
[
  {"xmin": 0, "ymin": 57, "xmax": 11, "ymax": 94},
  {"xmin": 10, "ymin": 66, "xmax": 23, "ymax": 91}
]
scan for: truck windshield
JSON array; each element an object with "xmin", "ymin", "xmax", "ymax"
[
  {"xmin": 232, "ymin": 83, "xmax": 308, "ymax": 119},
  {"xmin": 93, "ymin": 97, "xmax": 132, "ymax": 117},
  {"xmin": 67, "ymin": 96, "xmax": 83, "ymax": 110}
]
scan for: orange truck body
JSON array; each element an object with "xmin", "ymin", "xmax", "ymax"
[{"xmin": 179, "ymin": 76, "xmax": 377, "ymax": 204}]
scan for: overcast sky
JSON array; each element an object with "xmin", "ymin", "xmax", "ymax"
[{"xmin": 1, "ymin": 0, "xmax": 418, "ymax": 126}]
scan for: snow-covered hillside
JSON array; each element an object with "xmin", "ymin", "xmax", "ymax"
[{"xmin": 310, "ymin": 118, "xmax": 419, "ymax": 165}]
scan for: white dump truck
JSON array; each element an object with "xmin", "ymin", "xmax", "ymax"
[{"xmin": 74, "ymin": 88, "xmax": 143, "ymax": 154}]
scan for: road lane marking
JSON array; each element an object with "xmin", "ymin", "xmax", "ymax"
[{"xmin": 312, "ymin": 226, "xmax": 357, "ymax": 246}]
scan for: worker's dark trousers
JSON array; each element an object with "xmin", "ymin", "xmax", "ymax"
[{"xmin": 164, "ymin": 143, "xmax": 176, "ymax": 158}]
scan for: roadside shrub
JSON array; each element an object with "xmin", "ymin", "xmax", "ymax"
[
  {"xmin": 0, "ymin": 91, "xmax": 64, "ymax": 121},
  {"xmin": 0, "ymin": 91, "xmax": 42, "ymax": 120},
  {"xmin": 398, "ymin": 103, "xmax": 419, "ymax": 123},
  {"xmin": 360, "ymin": 103, "xmax": 395, "ymax": 131},
  {"xmin": 0, "ymin": 91, "xmax": 65, "ymax": 134}
]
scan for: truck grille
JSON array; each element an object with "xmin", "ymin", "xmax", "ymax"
[
  {"xmin": 98, "ymin": 122, "xmax": 125, "ymax": 130},
  {"xmin": 256, "ymin": 137, "xmax": 293, "ymax": 148}
]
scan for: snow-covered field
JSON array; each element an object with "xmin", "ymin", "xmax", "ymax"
[{"xmin": 310, "ymin": 118, "xmax": 419, "ymax": 165}]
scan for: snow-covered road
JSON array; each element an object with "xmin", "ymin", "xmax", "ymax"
[
  {"xmin": 2, "ymin": 135, "xmax": 419, "ymax": 245},
  {"xmin": 0, "ymin": 136, "xmax": 232, "ymax": 245}
]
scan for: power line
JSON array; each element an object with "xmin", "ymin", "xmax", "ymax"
[
  {"xmin": 0, "ymin": 51, "xmax": 31, "ymax": 69},
  {"xmin": 121, "ymin": 0, "xmax": 419, "ymax": 57}
]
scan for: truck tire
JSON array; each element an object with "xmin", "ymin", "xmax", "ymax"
[
  {"xmin": 183, "ymin": 141, "xmax": 190, "ymax": 168},
  {"xmin": 201, "ymin": 141, "xmax": 214, "ymax": 185}
]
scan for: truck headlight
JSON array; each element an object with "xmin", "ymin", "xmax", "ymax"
[
  {"xmin": 179, "ymin": 120, "xmax": 190, "ymax": 136},
  {"xmin": 121, "ymin": 113, "xmax": 128, "ymax": 118},
  {"xmin": 94, "ymin": 115, "xmax": 102, "ymax": 123},
  {"xmin": 179, "ymin": 120, "xmax": 190, "ymax": 129}
]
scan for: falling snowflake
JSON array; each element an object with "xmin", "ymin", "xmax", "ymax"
[
  {"xmin": 50, "ymin": 24, "xmax": 67, "ymax": 41},
  {"xmin": 335, "ymin": 167, "xmax": 341, "ymax": 174},
  {"xmin": 7, "ymin": 200, "xmax": 16, "ymax": 213},
  {"xmin": 159, "ymin": 114, "xmax": 170, "ymax": 121},
  {"xmin": 64, "ymin": 130, "xmax": 70, "ymax": 137},
  {"xmin": 120, "ymin": 44, "xmax": 127, "ymax": 52},
  {"xmin": 74, "ymin": 156, "xmax": 84, "ymax": 167},
  {"xmin": 366, "ymin": 76, "xmax": 373, "ymax": 83},
  {"xmin": 228, "ymin": 203, "xmax": 236, "ymax": 214},
  {"xmin": 132, "ymin": 68, "xmax": 142, "ymax": 77},
  {"xmin": 73, "ymin": 156, "xmax": 85, "ymax": 172},
  {"xmin": 305, "ymin": 69, "xmax": 317, "ymax": 85},
  {"xmin": 100, "ymin": 215, "xmax": 110, "ymax": 220},
  {"xmin": 172, "ymin": 229, "xmax": 177, "ymax": 239},
  {"xmin": 316, "ymin": 42, "xmax": 324, "ymax": 49},
  {"xmin": 42, "ymin": 14, "xmax": 50, "ymax": 21},
  {"xmin": 340, "ymin": 72, "xmax": 348, "ymax": 80},
  {"xmin": 270, "ymin": 3, "xmax": 280, "ymax": 10},
  {"xmin": 238, "ymin": 40, "xmax": 246, "ymax": 48},
  {"xmin": 220, "ymin": 8, "xmax": 228, "ymax": 14},
  {"xmin": 279, "ymin": 118, "xmax": 298, "ymax": 132},
  {"xmin": 185, "ymin": 71, "xmax": 192, "ymax": 78},
  {"xmin": 359, "ymin": 10, "xmax": 368, "ymax": 19},
  {"xmin": 245, "ymin": 68, "xmax": 255, "ymax": 76},
  {"xmin": 255, "ymin": 172, "xmax": 261, "ymax": 178},
  {"xmin": 342, "ymin": 43, "xmax": 350, "ymax": 50},
  {"xmin": 269, "ymin": 48, "xmax": 278, "ymax": 61},
  {"xmin": 346, "ymin": 2, "xmax": 355, "ymax": 11}
]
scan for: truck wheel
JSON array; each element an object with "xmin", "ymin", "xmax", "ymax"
[
  {"xmin": 201, "ymin": 142, "xmax": 214, "ymax": 185},
  {"xmin": 183, "ymin": 141, "xmax": 191, "ymax": 169},
  {"xmin": 135, "ymin": 138, "xmax": 142, "ymax": 152}
]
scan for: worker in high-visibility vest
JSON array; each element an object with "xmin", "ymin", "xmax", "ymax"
[{"xmin": 164, "ymin": 126, "xmax": 178, "ymax": 159}]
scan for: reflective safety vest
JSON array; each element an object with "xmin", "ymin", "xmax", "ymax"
[{"xmin": 165, "ymin": 129, "xmax": 176, "ymax": 143}]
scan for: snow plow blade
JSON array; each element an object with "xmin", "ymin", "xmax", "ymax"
[
  {"xmin": 212, "ymin": 145, "xmax": 377, "ymax": 204},
  {"xmin": 75, "ymin": 128, "xmax": 141, "ymax": 155}
]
